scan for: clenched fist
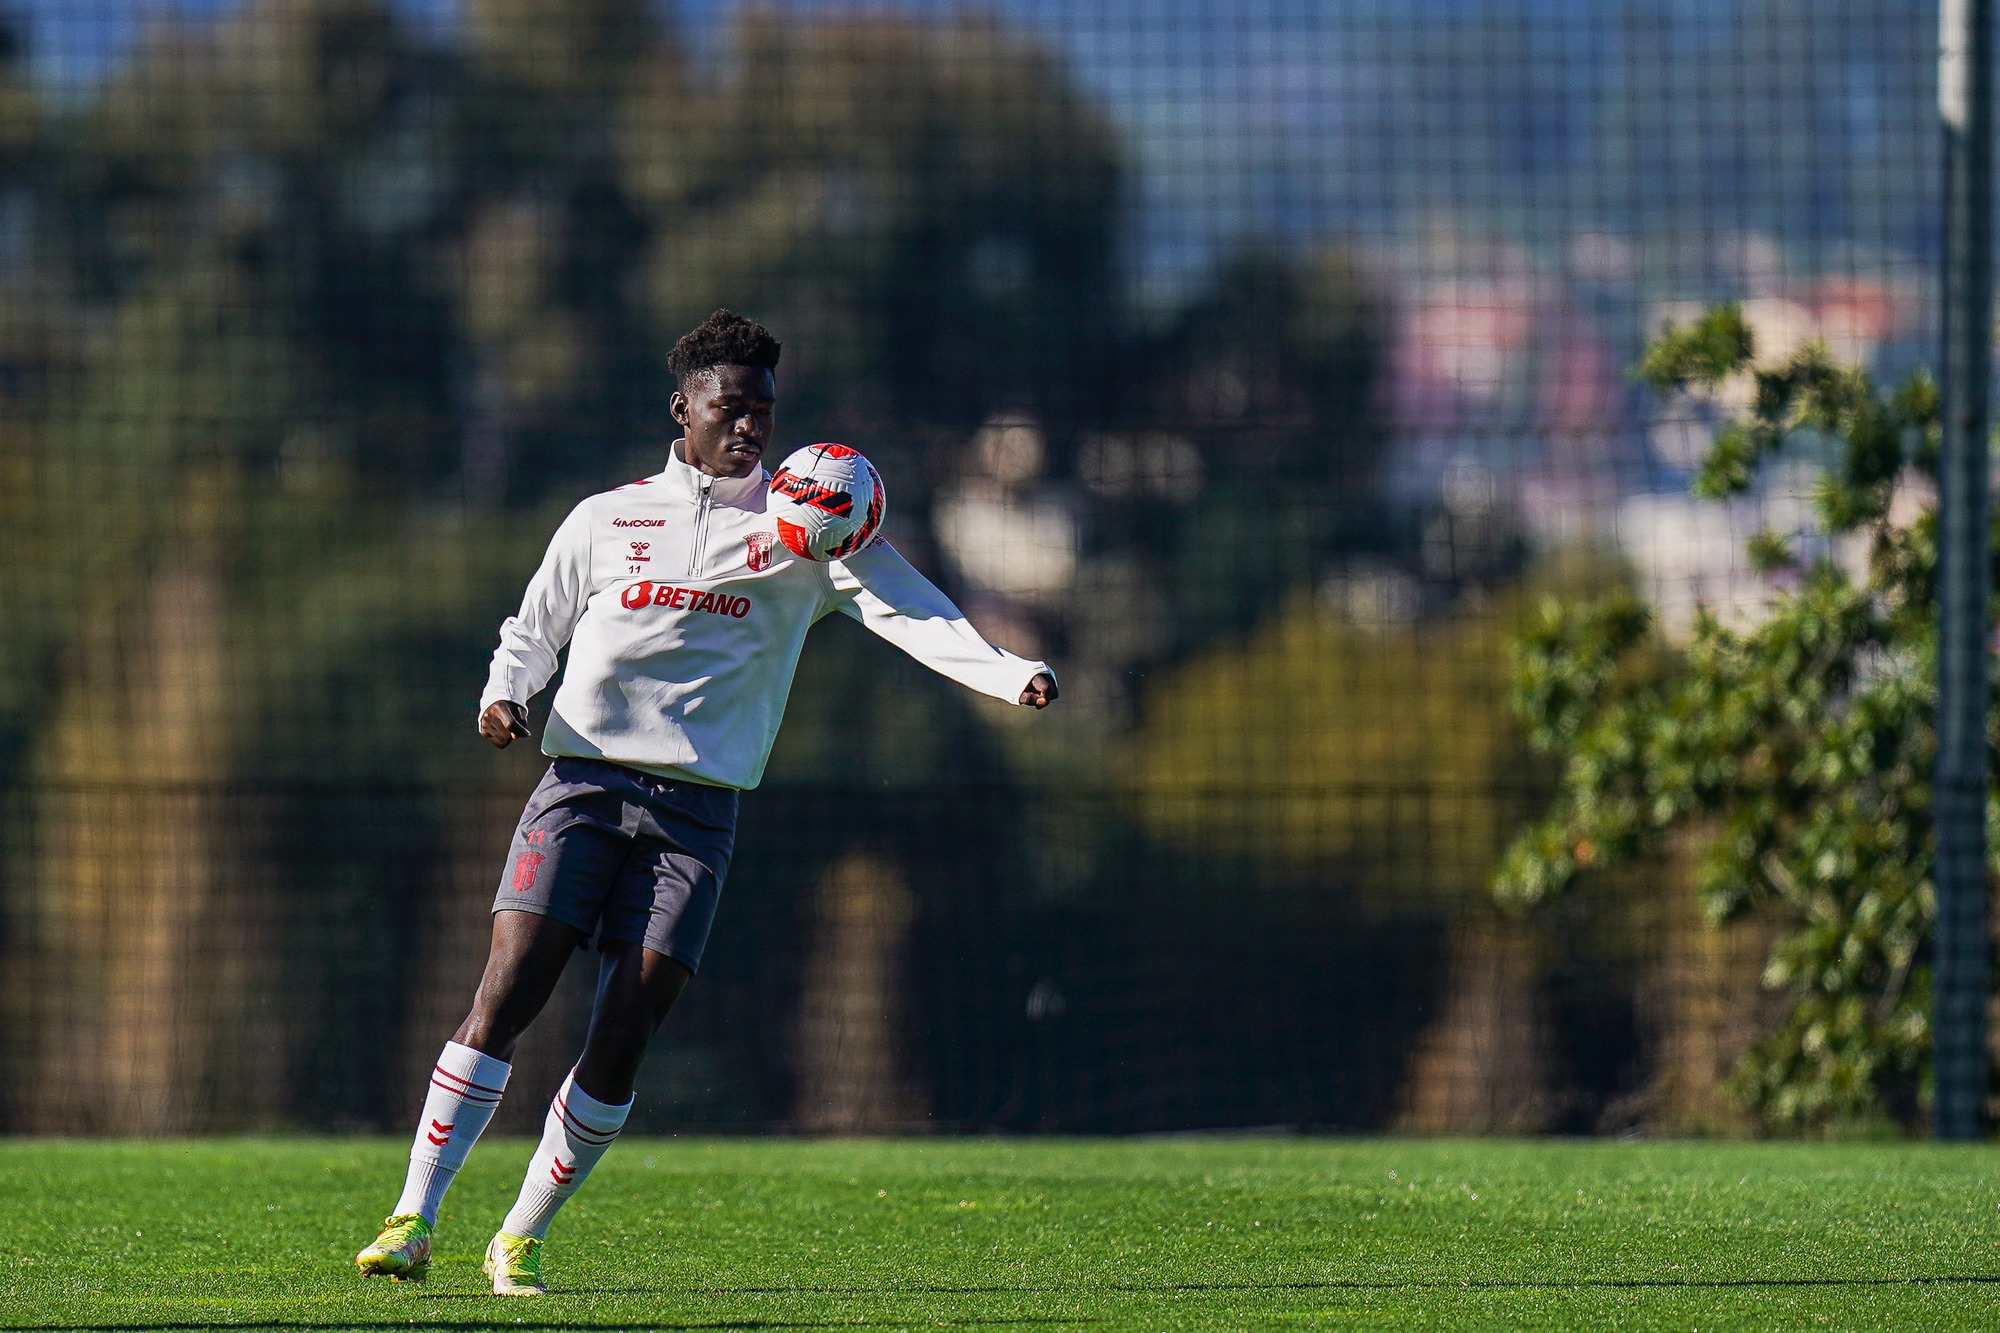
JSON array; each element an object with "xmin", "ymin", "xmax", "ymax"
[
  {"xmin": 480, "ymin": 700, "xmax": 533, "ymax": 748},
  {"xmin": 1018, "ymin": 673, "xmax": 1059, "ymax": 709}
]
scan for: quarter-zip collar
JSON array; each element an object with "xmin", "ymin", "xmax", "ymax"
[{"xmin": 664, "ymin": 439, "xmax": 767, "ymax": 506}]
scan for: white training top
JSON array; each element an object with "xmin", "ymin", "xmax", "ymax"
[{"xmin": 481, "ymin": 444, "xmax": 1053, "ymax": 790}]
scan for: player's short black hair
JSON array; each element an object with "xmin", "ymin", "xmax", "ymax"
[{"xmin": 668, "ymin": 309, "xmax": 781, "ymax": 389}]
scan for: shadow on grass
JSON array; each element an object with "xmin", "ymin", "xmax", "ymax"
[
  {"xmin": 5, "ymin": 1324, "xmax": 1086, "ymax": 1333},
  {"xmin": 7, "ymin": 1320, "xmax": 1088, "ymax": 1328},
  {"xmin": 706, "ymin": 1274, "xmax": 2000, "ymax": 1297},
  {"xmin": 14, "ymin": 1276, "xmax": 2000, "ymax": 1330}
]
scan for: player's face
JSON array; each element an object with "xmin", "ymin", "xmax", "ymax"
[{"xmin": 671, "ymin": 365, "xmax": 776, "ymax": 478}]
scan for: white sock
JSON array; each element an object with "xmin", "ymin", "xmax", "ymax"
[
  {"xmin": 499, "ymin": 1069, "xmax": 631, "ymax": 1240},
  {"xmin": 392, "ymin": 1041, "xmax": 511, "ymax": 1224}
]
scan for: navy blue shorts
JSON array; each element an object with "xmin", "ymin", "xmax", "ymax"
[{"xmin": 493, "ymin": 757, "xmax": 738, "ymax": 973}]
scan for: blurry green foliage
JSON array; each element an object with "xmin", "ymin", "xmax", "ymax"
[
  {"xmin": 623, "ymin": 15, "xmax": 1123, "ymax": 431},
  {"xmin": 1127, "ymin": 574, "xmax": 1597, "ymax": 902},
  {"xmin": 1494, "ymin": 304, "xmax": 1954, "ymax": 1131}
]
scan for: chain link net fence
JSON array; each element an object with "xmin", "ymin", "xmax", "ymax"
[{"xmin": 0, "ymin": 0, "xmax": 1942, "ymax": 1133}]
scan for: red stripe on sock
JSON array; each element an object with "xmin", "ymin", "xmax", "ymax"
[
  {"xmin": 553, "ymin": 1095, "xmax": 619, "ymax": 1146},
  {"xmin": 431, "ymin": 1064, "xmax": 505, "ymax": 1098},
  {"xmin": 555, "ymin": 1095, "xmax": 620, "ymax": 1144},
  {"xmin": 431, "ymin": 1077, "xmax": 501, "ymax": 1105}
]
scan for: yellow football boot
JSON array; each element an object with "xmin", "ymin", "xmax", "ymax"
[
  {"xmin": 355, "ymin": 1213, "xmax": 432, "ymax": 1282},
  {"xmin": 483, "ymin": 1230, "xmax": 548, "ymax": 1296}
]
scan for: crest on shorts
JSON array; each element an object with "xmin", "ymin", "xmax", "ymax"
[
  {"xmin": 745, "ymin": 530, "xmax": 775, "ymax": 572},
  {"xmin": 511, "ymin": 850, "xmax": 546, "ymax": 892}
]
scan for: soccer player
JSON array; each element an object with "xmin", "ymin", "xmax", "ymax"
[{"xmin": 355, "ymin": 310, "xmax": 1057, "ymax": 1295}]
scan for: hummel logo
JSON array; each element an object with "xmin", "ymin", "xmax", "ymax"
[
  {"xmin": 550, "ymin": 1157, "xmax": 577, "ymax": 1185},
  {"xmin": 426, "ymin": 1118, "xmax": 454, "ymax": 1145}
]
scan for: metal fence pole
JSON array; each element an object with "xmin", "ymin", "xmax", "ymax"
[{"xmin": 1936, "ymin": 0, "xmax": 1994, "ymax": 1141}]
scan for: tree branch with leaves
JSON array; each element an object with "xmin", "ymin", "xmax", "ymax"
[{"xmin": 1491, "ymin": 303, "xmax": 1982, "ymax": 1131}]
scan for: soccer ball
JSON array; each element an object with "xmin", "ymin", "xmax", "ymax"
[{"xmin": 767, "ymin": 443, "xmax": 887, "ymax": 561}]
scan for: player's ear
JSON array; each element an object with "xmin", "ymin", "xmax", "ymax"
[{"xmin": 668, "ymin": 390, "xmax": 689, "ymax": 427}]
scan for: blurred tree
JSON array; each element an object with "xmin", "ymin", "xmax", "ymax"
[
  {"xmin": 1154, "ymin": 251, "xmax": 1384, "ymax": 470},
  {"xmin": 1128, "ymin": 588, "xmax": 1538, "ymax": 895},
  {"xmin": 2, "ymin": 0, "xmax": 518, "ymax": 1126},
  {"xmin": 620, "ymin": 15, "xmax": 1121, "ymax": 434},
  {"xmin": 1122, "ymin": 559, "xmax": 1637, "ymax": 1133},
  {"xmin": 0, "ymin": 1, "xmax": 47, "ymax": 794},
  {"xmin": 1141, "ymin": 249, "xmax": 1387, "ymax": 642},
  {"xmin": 1494, "ymin": 305, "xmax": 1946, "ymax": 1132},
  {"xmin": 467, "ymin": 0, "xmax": 653, "ymax": 101}
]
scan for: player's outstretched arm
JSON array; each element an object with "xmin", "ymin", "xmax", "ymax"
[{"xmin": 827, "ymin": 541, "xmax": 1058, "ymax": 707}]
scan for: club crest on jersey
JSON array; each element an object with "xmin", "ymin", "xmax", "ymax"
[{"xmin": 745, "ymin": 530, "xmax": 775, "ymax": 572}]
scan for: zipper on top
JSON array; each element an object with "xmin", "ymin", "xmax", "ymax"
[{"xmin": 689, "ymin": 472, "xmax": 714, "ymax": 576}]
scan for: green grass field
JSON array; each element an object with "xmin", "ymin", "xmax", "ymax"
[{"xmin": 5, "ymin": 1138, "xmax": 2000, "ymax": 1330}]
